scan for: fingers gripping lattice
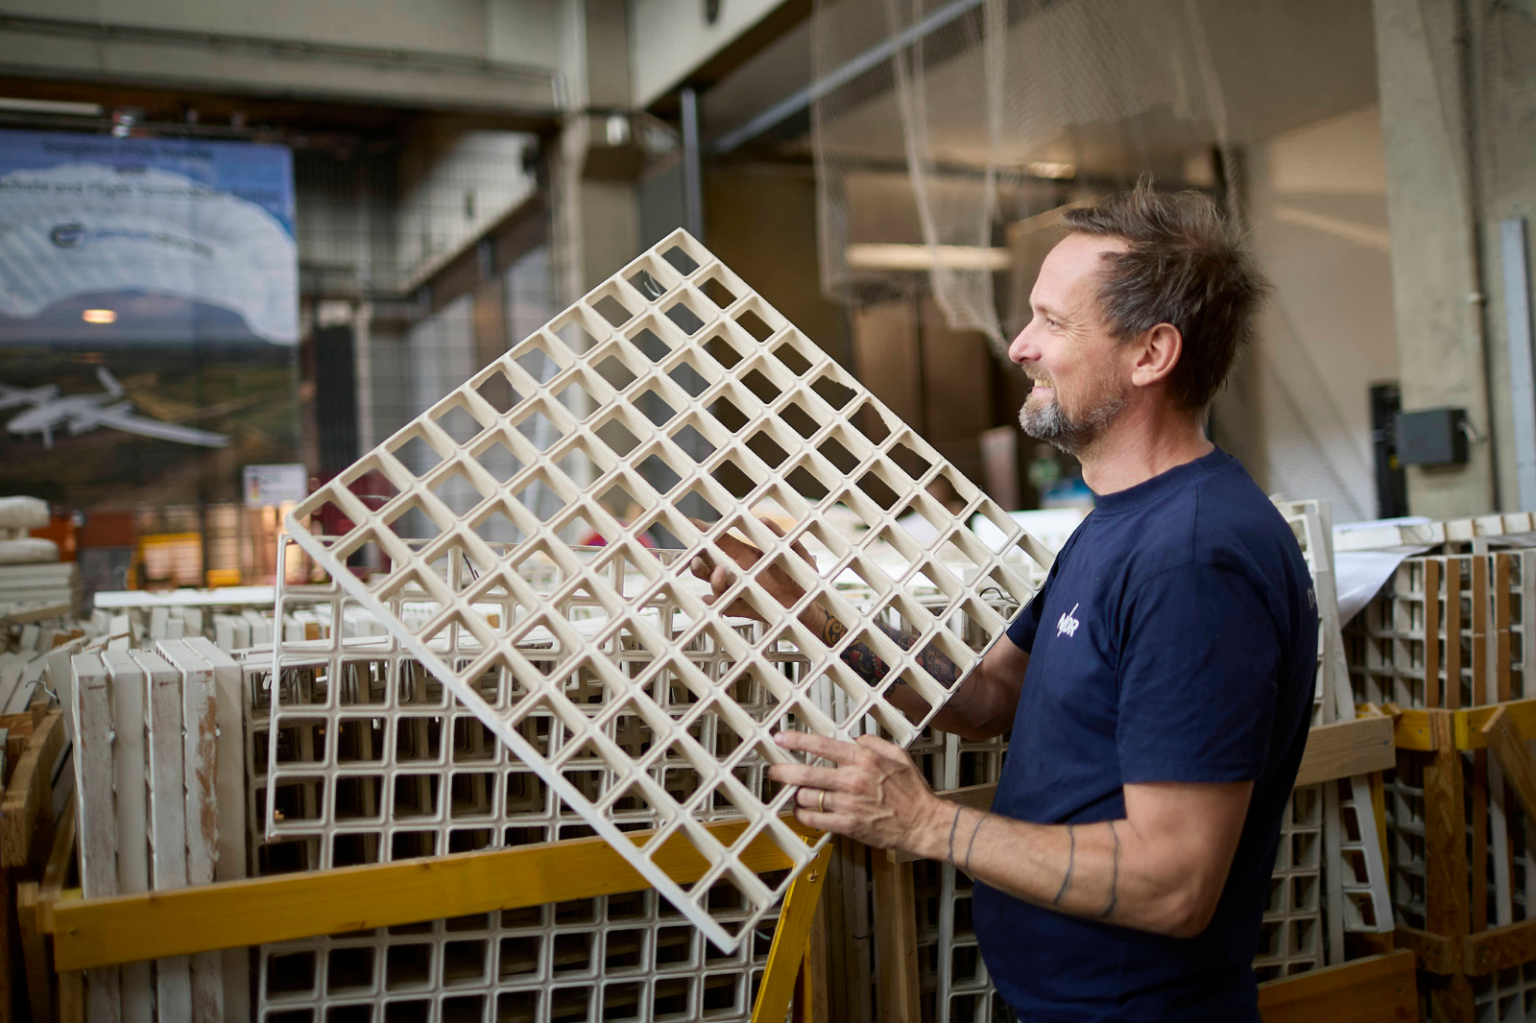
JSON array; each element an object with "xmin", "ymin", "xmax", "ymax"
[{"xmin": 280, "ymin": 229, "xmax": 1051, "ymax": 952}]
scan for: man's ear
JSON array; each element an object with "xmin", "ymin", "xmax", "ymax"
[{"xmin": 1130, "ymin": 323, "xmax": 1182, "ymax": 389}]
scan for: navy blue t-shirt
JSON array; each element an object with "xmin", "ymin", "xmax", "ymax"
[{"xmin": 974, "ymin": 447, "xmax": 1317, "ymax": 1022}]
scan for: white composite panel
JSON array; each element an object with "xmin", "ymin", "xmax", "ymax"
[
  {"xmin": 135, "ymin": 649, "xmax": 194, "ymax": 1021},
  {"xmin": 102, "ymin": 649, "xmax": 154, "ymax": 1023},
  {"xmin": 71, "ymin": 651, "xmax": 122, "ymax": 1022},
  {"xmin": 277, "ymin": 229, "xmax": 1050, "ymax": 951},
  {"xmin": 158, "ymin": 639, "xmax": 228, "ymax": 1021}
]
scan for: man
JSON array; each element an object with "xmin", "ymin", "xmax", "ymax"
[{"xmin": 692, "ymin": 185, "xmax": 1317, "ymax": 1021}]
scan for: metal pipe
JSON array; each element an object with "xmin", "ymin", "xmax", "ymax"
[
  {"xmin": 1502, "ymin": 217, "xmax": 1536, "ymax": 510},
  {"xmin": 680, "ymin": 87, "xmax": 705, "ymax": 238},
  {"xmin": 711, "ymin": 0, "xmax": 984, "ymax": 154},
  {"xmin": 0, "ymin": 13, "xmax": 564, "ymax": 111}
]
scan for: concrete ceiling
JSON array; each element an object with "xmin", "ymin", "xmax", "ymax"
[{"xmin": 706, "ymin": 0, "xmax": 1380, "ymax": 169}]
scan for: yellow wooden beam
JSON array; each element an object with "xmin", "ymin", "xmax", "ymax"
[
  {"xmin": 1390, "ymin": 698, "xmax": 1536, "ymax": 753},
  {"xmin": 52, "ymin": 815, "xmax": 819, "ymax": 971},
  {"xmin": 1480, "ymin": 706, "xmax": 1536, "ymax": 830},
  {"xmin": 1462, "ymin": 697, "xmax": 1536, "ymax": 750},
  {"xmin": 1393, "ymin": 708, "xmax": 1441, "ymax": 751},
  {"xmin": 1, "ymin": 709, "xmax": 65, "ymax": 867},
  {"xmin": 1256, "ymin": 949, "xmax": 1416, "ymax": 1023},
  {"xmin": 750, "ymin": 839, "xmax": 832, "ymax": 1023},
  {"xmin": 1292, "ymin": 716, "xmax": 1396, "ymax": 786}
]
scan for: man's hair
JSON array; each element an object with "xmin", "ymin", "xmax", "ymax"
[{"xmin": 1060, "ymin": 185, "xmax": 1269, "ymax": 412}]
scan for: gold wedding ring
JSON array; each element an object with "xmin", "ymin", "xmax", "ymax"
[{"xmin": 817, "ymin": 789, "xmax": 828, "ymax": 813}]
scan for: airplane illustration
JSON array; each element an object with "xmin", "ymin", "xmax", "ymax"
[{"xmin": 0, "ymin": 368, "xmax": 230, "ymax": 448}]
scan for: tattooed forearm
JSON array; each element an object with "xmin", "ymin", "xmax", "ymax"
[
  {"xmin": 819, "ymin": 612, "xmax": 962, "ymax": 686},
  {"xmin": 1053, "ymin": 824, "xmax": 1076, "ymax": 906},
  {"xmin": 963, "ymin": 813, "xmax": 985, "ymax": 874},
  {"xmin": 947, "ymin": 806, "xmax": 961, "ymax": 865},
  {"xmin": 1100, "ymin": 821, "xmax": 1120, "ymax": 919},
  {"xmin": 874, "ymin": 620, "xmax": 962, "ymax": 682},
  {"xmin": 823, "ymin": 611, "xmax": 894, "ymax": 682},
  {"xmin": 915, "ymin": 643, "xmax": 961, "ymax": 684}
]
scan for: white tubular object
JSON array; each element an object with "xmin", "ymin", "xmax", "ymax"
[
  {"xmin": 0, "ymin": 537, "xmax": 58, "ymax": 564},
  {"xmin": 0, "ymin": 496, "xmax": 48, "ymax": 531}
]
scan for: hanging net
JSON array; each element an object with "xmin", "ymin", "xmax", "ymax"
[{"xmin": 810, "ymin": 0, "xmax": 1236, "ymax": 356}]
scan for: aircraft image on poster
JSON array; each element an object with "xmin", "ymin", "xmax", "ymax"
[{"xmin": 0, "ymin": 367, "xmax": 230, "ymax": 449}]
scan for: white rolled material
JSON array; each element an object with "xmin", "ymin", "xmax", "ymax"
[
  {"xmin": 0, "ymin": 538, "xmax": 58, "ymax": 564},
  {"xmin": 0, "ymin": 497, "xmax": 48, "ymax": 531}
]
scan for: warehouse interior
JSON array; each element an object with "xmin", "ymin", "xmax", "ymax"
[{"xmin": 0, "ymin": 0, "xmax": 1532, "ymax": 1021}]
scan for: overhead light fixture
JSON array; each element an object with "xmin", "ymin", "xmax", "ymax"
[
  {"xmin": 82, "ymin": 309, "xmax": 117, "ymax": 325},
  {"xmin": 1025, "ymin": 161, "xmax": 1077, "ymax": 180},
  {"xmin": 846, "ymin": 244, "xmax": 1012, "ymax": 272},
  {"xmin": 0, "ymin": 97, "xmax": 103, "ymax": 117}
]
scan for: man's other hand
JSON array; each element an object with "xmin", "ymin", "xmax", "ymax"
[{"xmin": 687, "ymin": 517, "xmax": 817, "ymax": 621}]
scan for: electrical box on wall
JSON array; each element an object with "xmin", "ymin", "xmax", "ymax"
[{"xmin": 1395, "ymin": 407, "xmax": 1470, "ymax": 466}]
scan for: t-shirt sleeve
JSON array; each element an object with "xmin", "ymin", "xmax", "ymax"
[
  {"xmin": 1116, "ymin": 562, "xmax": 1284, "ymax": 784},
  {"xmin": 1006, "ymin": 564, "xmax": 1055, "ymax": 653}
]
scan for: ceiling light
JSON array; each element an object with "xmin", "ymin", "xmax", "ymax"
[
  {"xmin": 0, "ymin": 97, "xmax": 103, "ymax": 117},
  {"xmin": 1025, "ymin": 161, "xmax": 1077, "ymax": 180},
  {"xmin": 82, "ymin": 309, "xmax": 116, "ymax": 325},
  {"xmin": 846, "ymin": 244, "xmax": 1012, "ymax": 272}
]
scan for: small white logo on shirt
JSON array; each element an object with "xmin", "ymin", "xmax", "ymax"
[{"xmin": 1057, "ymin": 603, "xmax": 1081, "ymax": 638}]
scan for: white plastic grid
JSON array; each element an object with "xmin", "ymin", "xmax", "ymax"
[
  {"xmin": 912, "ymin": 731, "xmax": 1010, "ymax": 1023},
  {"xmin": 259, "ymin": 540, "xmax": 804, "ymax": 870},
  {"xmin": 1343, "ymin": 550, "xmax": 1536, "ymax": 933},
  {"xmin": 254, "ymin": 888, "xmax": 783, "ymax": 1023},
  {"xmin": 1275, "ymin": 500, "xmax": 1393, "ymax": 946},
  {"xmin": 277, "ymin": 229, "xmax": 1051, "ymax": 950},
  {"xmin": 1473, "ymin": 961, "xmax": 1536, "ymax": 1022},
  {"xmin": 243, "ymin": 643, "xmax": 790, "ymax": 1023},
  {"xmin": 1254, "ymin": 783, "xmax": 1326, "ymax": 980}
]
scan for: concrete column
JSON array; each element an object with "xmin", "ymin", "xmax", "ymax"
[
  {"xmin": 550, "ymin": 0, "xmax": 642, "ymax": 313},
  {"xmin": 1473, "ymin": 10, "xmax": 1536, "ymax": 512},
  {"xmin": 1373, "ymin": 0, "xmax": 1497, "ymax": 517}
]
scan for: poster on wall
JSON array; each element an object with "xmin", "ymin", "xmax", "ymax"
[{"xmin": 0, "ymin": 130, "xmax": 299, "ymax": 509}]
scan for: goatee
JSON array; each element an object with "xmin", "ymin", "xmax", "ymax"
[{"xmin": 1019, "ymin": 389, "xmax": 1127, "ymax": 456}]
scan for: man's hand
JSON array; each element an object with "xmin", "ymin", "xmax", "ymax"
[
  {"xmin": 767, "ymin": 730, "xmax": 953, "ymax": 852},
  {"xmin": 687, "ymin": 518, "xmax": 817, "ymax": 622}
]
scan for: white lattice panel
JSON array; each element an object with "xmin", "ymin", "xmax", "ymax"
[
  {"xmin": 1275, "ymin": 499, "xmax": 1393, "ymax": 949},
  {"xmin": 1254, "ymin": 783, "xmax": 1325, "ymax": 980},
  {"xmin": 260, "ymin": 541, "xmax": 807, "ymax": 870},
  {"xmin": 255, "ymin": 888, "xmax": 780, "ymax": 1023},
  {"xmin": 1344, "ymin": 549, "xmax": 1536, "ymax": 936},
  {"xmin": 277, "ymin": 229, "xmax": 1050, "ymax": 951}
]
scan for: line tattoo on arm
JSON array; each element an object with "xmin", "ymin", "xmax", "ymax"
[
  {"xmin": 963, "ymin": 813, "xmax": 985, "ymax": 874},
  {"xmin": 1100, "ymin": 821, "xmax": 1120, "ymax": 919},
  {"xmin": 947, "ymin": 806, "xmax": 961, "ymax": 865},
  {"xmin": 1053, "ymin": 824, "xmax": 1076, "ymax": 906}
]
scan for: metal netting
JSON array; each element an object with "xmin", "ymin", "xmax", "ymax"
[{"xmin": 810, "ymin": 0, "xmax": 1235, "ymax": 354}]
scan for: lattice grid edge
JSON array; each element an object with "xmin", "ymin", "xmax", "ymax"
[{"xmin": 279, "ymin": 229, "xmax": 1052, "ymax": 951}]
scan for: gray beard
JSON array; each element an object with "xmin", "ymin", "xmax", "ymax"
[{"xmin": 1019, "ymin": 390, "xmax": 1127, "ymax": 456}]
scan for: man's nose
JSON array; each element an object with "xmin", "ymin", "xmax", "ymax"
[{"xmin": 1007, "ymin": 324, "xmax": 1035, "ymax": 365}]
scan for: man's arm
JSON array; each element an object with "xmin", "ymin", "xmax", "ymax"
[
  {"xmin": 800, "ymin": 601, "xmax": 1028, "ymax": 740},
  {"xmin": 770, "ymin": 731, "xmax": 1253, "ymax": 939},
  {"xmin": 689, "ymin": 521, "xmax": 1029, "ymax": 740},
  {"xmin": 934, "ymin": 781, "xmax": 1252, "ymax": 937}
]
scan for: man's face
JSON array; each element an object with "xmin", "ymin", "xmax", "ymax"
[{"xmin": 1008, "ymin": 233, "xmax": 1132, "ymax": 456}]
